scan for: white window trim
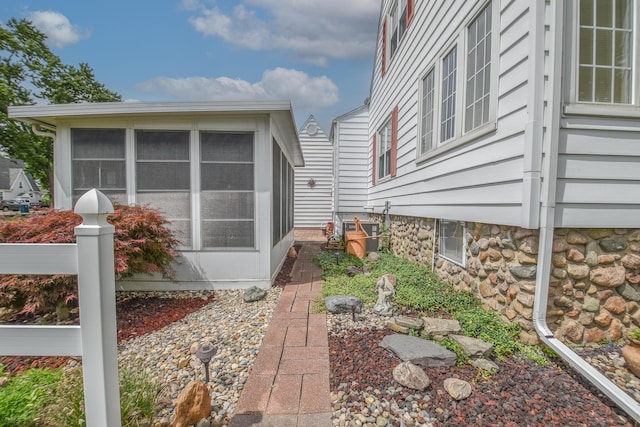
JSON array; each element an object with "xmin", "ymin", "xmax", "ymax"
[
  {"xmin": 377, "ymin": 116, "xmax": 393, "ymax": 182},
  {"xmin": 438, "ymin": 219, "xmax": 467, "ymax": 267},
  {"xmin": 416, "ymin": 0, "xmax": 499, "ymax": 163},
  {"xmin": 564, "ymin": 0, "xmax": 640, "ymax": 117},
  {"xmin": 386, "ymin": 0, "xmax": 410, "ymax": 67}
]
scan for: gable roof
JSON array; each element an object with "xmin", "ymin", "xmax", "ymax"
[{"xmin": 0, "ymin": 158, "xmax": 26, "ymax": 190}]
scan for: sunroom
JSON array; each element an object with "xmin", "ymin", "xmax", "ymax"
[{"xmin": 9, "ymin": 100, "xmax": 303, "ymax": 290}]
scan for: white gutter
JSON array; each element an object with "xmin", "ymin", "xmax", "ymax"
[
  {"xmin": 31, "ymin": 123, "xmax": 56, "ymax": 138},
  {"xmin": 532, "ymin": 2, "xmax": 640, "ymax": 422}
]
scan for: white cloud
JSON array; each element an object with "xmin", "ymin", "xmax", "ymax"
[
  {"xmin": 186, "ymin": 0, "xmax": 379, "ymax": 64},
  {"xmin": 28, "ymin": 11, "xmax": 86, "ymax": 48},
  {"xmin": 136, "ymin": 67, "xmax": 339, "ymax": 109}
]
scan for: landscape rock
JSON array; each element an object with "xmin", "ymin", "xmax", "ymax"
[
  {"xmin": 386, "ymin": 320, "xmax": 409, "ymax": 334},
  {"xmin": 172, "ymin": 380, "xmax": 211, "ymax": 427},
  {"xmin": 367, "ymin": 252, "xmax": 381, "ymax": 262},
  {"xmin": 242, "ymin": 286, "xmax": 267, "ymax": 303},
  {"xmin": 450, "ymin": 335, "xmax": 494, "ymax": 358},
  {"xmin": 287, "ymin": 246, "xmax": 298, "ymax": 258},
  {"xmin": 471, "ymin": 358, "xmax": 499, "ymax": 372},
  {"xmin": 346, "ymin": 266, "xmax": 362, "ymax": 276},
  {"xmin": 325, "ymin": 296, "xmax": 363, "ymax": 314},
  {"xmin": 395, "ymin": 315, "xmax": 424, "ymax": 330},
  {"xmin": 392, "ymin": 361, "xmax": 431, "ymax": 390},
  {"xmin": 379, "ymin": 334, "xmax": 457, "ymax": 367},
  {"xmin": 421, "ymin": 317, "xmax": 462, "ymax": 338},
  {"xmin": 443, "ymin": 378, "xmax": 472, "ymax": 400}
]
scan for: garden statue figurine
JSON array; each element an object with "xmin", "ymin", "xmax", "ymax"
[{"xmin": 374, "ymin": 273, "xmax": 397, "ymax": 316}]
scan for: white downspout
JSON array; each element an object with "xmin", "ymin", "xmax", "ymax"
[{"xmin": 532, "ymin": 2, "xmax": 640, "ymax": 422}]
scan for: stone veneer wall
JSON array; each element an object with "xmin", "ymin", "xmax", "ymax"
[{"xmin": 370, "ymin": 214, "xmax": 640, "ymax": 346}]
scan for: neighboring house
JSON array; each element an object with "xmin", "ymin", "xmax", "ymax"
[
  {"xmin": 329, "ymin": 104, "xmax": 370, "ymax": 233},
  {"xmin": 294, "ymin": 115, "xmax": 333, "ymax": 229},
  {"xmin": 9, "ymin": 100, "xmax": 303, "ymax": 290},
  {"xmin": 0, "ymin": 158, "xmax": 42, "ymax": 203}
]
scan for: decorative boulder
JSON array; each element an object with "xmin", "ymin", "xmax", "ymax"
[
  {"xmin": 325, "ymin": 296, "xmax": 362, "ymax": 314},
  {"xmin": 392, "ymin": 361, "xmax": 431, "ymax": 390},
  {"xmin": 443, "ymin": 378, "xmax": 472, "ymax": 400},
  {"xmin": 450, "ymin": 335, "xmax": 494, "ymax": 358},
  {"xmin": 367, "ymin": 252, "xmax": 381, "ymax": 262},
  {"xmin": 172, "ymin": 380, "xmax": 211, "ymax": 427},
  {"xmin": 379, "ymin": 334, "xmax": 457, "ymax": 367},
  {"xmin": 243, "ymin": 286, "xmax": 267, "ymax": 303}
]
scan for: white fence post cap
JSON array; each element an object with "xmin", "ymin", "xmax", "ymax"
[{"xmin": 74, "ymin": 189, "xmax": 114, "ymax": 215}]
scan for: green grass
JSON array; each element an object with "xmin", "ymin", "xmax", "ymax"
[
  {"xmin": 0, "ymin": 368, "xmax": 62, "ymax": 427},
  {"xmin": 316, "ymin": 250, "xmax": 546, "ymax": 364},
  {"xmin": 40, "ymin": 365, "xmax": 160, "ymax": 427},
  {"xmin": 0, "ymin": 364, "xmax": 159, "ymax": 427}
]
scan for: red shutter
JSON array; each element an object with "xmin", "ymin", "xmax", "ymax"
[
  {"xmin": 390, "ymin": 106, "xmax": 398, "ymax": 177},
  {"xmin": 372, "ymin": 134, "xmax": 377, "ymax": 185},
  {"xmin": 381, "ymin": 19, "xmax": 387, "ymax": 76},
  {"xmin": 407, "ymin": 0, "xmax": 415, "ymax": 25}
]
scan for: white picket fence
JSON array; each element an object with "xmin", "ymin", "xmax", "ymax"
[{"xmin": 0, "ymin": 189, "xmax": 122, "ymax": 427}]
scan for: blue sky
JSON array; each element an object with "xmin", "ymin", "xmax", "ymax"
[{"xmin": 1, "ymin": 0, "xmax": 380, "ymax": 132}]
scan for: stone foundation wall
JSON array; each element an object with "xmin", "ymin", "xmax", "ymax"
[{"xmin": 370, "ymin": 214, "xmax": 640, "ymax": 346}]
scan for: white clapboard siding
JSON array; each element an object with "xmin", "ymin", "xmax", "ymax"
[
  {"xmin": 294, "ymin": 116, "xmax": 333, "ymax": 227},
  {"xmin": 331, "ymin": 105, "xmax": 370, "ymax": 217},
  {"xmin": 366, "ymin": 0, "xmax": 533, "ymax": 227},
  {"xmin": 555, "ymin": 125, "xmax": 640, "ymax": 227}
]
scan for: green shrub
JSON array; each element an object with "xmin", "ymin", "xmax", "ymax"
[
  {"xmin": 0, "ymin": 368, "xmax": 62, "ymax": 427},
  {"xmin": 318, "ymin": 250, "xmax": 546, "ymax": 364},
  {"xmin": 0, "ymin": 204, "xmax": 178, "ymax": 316}
]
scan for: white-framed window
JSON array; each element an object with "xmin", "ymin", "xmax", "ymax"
[
  {"xmin": 382, "ymin": 0, "xmax": 415, "ymax": 75},
  {"xmin": 465, "ymin": 2, "xmax": 492, "ymax": 131},
  {"xmin": 135, "ymin": 130, "xmax": 191, "ymax": 248},
  {"xmin": 200, "ymin": 131, "xmax": 255, "ymax": 249},
  {"xmin": 390, "ymin": 0, "xmax": 408, "ymax": 60},
  {"xmin": 440, "ymin": 46, "xmax": 458, "ymax": 142},
  {"xmin": 417, "ymin": 1, "xmax": 497, "ymax": 160},
  {"xmin": 71, "ymin": 128, "xmax": 126, "ymax": 203},
  {"xmin": 439, "ymin": 219, "xmax": 466, "ymax": 266},
  {"xmin": 579, "ymin": 0, "xmax": 633, "ymax": 104},
  {"xmin": 377, "ymin": 117, "xmax": 393, "ymax": 180},
  {"xmin": 420, "ymin": 68, "xmax": 436, "ymax": 153}
]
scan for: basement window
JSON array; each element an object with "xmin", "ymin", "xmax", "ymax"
[{"xmin": 439, "ymin": 219, "xmax": 466, "ymax": 266}]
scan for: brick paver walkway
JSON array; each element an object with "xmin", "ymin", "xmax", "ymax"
[{"xmin": 230, "ymin": 229, "xmax": 331, "ymax": 427}]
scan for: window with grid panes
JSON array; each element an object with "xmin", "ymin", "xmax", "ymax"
[
  {"xmin": 420, "ymin": 68, "xmax": 436, "ymax": 154},
  {"xmin": 71, "ymin": 128, "xmax": 126, "ymax": 203},
  {"xmin": 377, "ymin": 118, "xmax": 393, "ymax": 180},
  {"xmin": 439, "ymin": 219, "xmax": 466, "ymax": 266},
  {"xmin": 389, "ymin": 0, "xmax": 408, "ymax": 60},
  {"xmin": 440, "ymin": 46, "xmax": 458, "ymax": 142},
  {"xmin": 465, "ymin": 2, "xmax": 492, "ymax": 131},
  {"xmin": 135, "ymin": 130, "xmax": 191, "ymax": 248},
  {"xmin": 200, "ymin": 131, "xmax": 254, "ymax": 249},
  {"xmin": 578, "ymin": 0, "xmax": 634, "ymax": 104}
]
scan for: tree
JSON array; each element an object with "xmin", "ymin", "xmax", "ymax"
[{"xmin": 0, "ymin": 18, "xmax": 121, "ymax": 203}]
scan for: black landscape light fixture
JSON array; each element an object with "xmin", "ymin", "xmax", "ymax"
[{"xmin": 195, "ymin": 342, "xmax": 217, "ymax": 383}]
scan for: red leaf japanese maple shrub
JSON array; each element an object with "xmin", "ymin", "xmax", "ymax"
[{"xmin": 0, "ymin": 205, "xmax": 178, "ymax": 317}]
